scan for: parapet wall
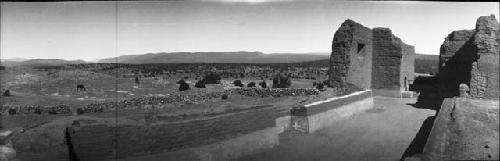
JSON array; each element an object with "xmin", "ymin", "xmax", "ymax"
[
  {"xmin": 422, "ymin": 98, "xmax": 499, "ymax": 160},
  {"xmin": 288, "ymin": 90, "xmax": 373, "ymax": 133}
]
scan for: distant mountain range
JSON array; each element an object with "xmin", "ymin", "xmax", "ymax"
[
  {"xmin": 1, "ymin": 52, "xmax": 440, "ymax": 74},
  {"xmin": 1, "ymin": 59, "xmax": 88, "ymax": 66},
  {"xmin": 97, "ymin": 51, "xmax": 330, "ymax": 64}
]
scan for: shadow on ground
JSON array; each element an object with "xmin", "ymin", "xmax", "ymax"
[
  {"xmin": 399, "ymin": 115, "xmax": 436, "ymax": 161},
  {"xmin": 407, "ymin": 75, "xmax": 443, "ymax": 111},
  {"xmin": 401, "ymin": 76, "xmax": 444, "ymax": 161}
]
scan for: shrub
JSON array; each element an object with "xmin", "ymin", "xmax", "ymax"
[
  {"xmin": 8, "ymin": 108, "xmax": 16, "ymax": 115},
  {"xmin": 259, "ymin": 81, "xmax": 267, "ymax": 88},
  {"xmin": 315, "ymin": 82, "xmax": 325, "ymax": 91},
  {"xmin": 221, "ymin": 94, "xmax": 229, "ymax": 100},
  {"xmin": 76, "ymin": 108, "xmax": 85, "ymax": 115},
  {"xmin": 179, "ymin": 82, "xmax": 190, "ymax": 91},
  {"xmin": 203, "ymin": 72, "xmax": 221, "ymax": 84},
  {"xmin": 195, "ymin": 80, "xmax": 206, "ymax": 88},
  {"xmin": 34, "ymin": 108, "xmax": 42, "ymax": 114},
  {"xmin": 233, "ymin": 80, "xmax": 244, "ymax": 87},
  {"xmin": 247, "ymin": 82, "xmax": 256, "ymax": 88}
]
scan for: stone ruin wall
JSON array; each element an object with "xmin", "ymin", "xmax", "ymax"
[
  {"xmin": 439, "ymin": 15, "xmax": 499, "ymax": 99},
  {"xmin": 329, "ymin": 20, "xmax": 372, "ymax": 89},
  {"xmin": 401, "ymin": 43, "xmax": 415, "ymax": 91},
  {"xmin": 345, "ymin": 22, "xmax": 373, "ymax": 90},
  {"xmin": 439, "ymin": 29, "xmax": 477, "ymax": 98},
  {"xmin": 329, "ymin": 20, "xmax": 415, "ymax": 92},
  {"xmin": 422, "ymin": 98, "xmax": 499, "ymax": 160},
  {"xmin": 371, "ymin": 28, "xmax": 415, "ymax": 91},
  {"xmin": 470, "ymin": 15, "xmax": 499, "ymax": 99}
]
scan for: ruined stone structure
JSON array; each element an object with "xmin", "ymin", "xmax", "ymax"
[
  {"xmin": 439, "ymin": 15, "xmax": 499, "ymax": 99},
  {"xmin": 422, "ymin": 98, "xmax": 499, "ymax": 160},
  {"xmin": 372, "ymin": 28, "xmax": 415, "ymax": 92},
  {"xmin": 329, "ymin": 20, "xmax": 373, "ymax": 89},
  {"xmin": 328, "ymin": 20, "xmax": 415, "ymax": 96}
]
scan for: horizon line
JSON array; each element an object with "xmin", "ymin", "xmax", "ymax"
[{"xmin": 0, "ymin": 51, "xmax": 439, "ymax": 62}]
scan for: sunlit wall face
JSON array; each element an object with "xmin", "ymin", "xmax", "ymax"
[{"xmin": 1, "ymin": 1, "xmax": 498, "ymax": 61}]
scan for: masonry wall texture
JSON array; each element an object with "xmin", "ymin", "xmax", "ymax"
[
  {"xmin": 329, "ymin": 19, "xmax": 373, "ymax": 89},
  {"xmin": 372, "ymin": 28, "xmax": 415, "ymax": 91},
  {"xmin": 439, "ymin": 15, "xmax": 499, "ymax": 99},
  {"xmin": 422, "ymin": 98, "xmax": 499, "ymax": 160},
  {"xmin": 329, "ymin": 20, "xmax": 415, "ymax": 92}
]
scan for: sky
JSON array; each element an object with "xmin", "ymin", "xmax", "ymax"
[{"xmin": 1, "ymin": 1, "xmax": 498, "ymax": 61}]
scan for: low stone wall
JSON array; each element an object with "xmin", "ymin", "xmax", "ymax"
[
  {"xmin": 230, "ymin": 88, "xmax": 320, "ymax": 97},
  {"xmin": 288, "ymin": 90, "xmax": 373, "ymax": 133},
  {"xmin": 304, "ymin": 90, "xmax": 372, "ymax": 116},
  {"xmin": 70, "ymin": 106, "xmax": 276, "ymax": 161},
  {"xmin": 2, "ymin": 88, "xmax": 320, "ymax": 115},
  {"xmin": 422, "ymin": 98, "xmax": 499, "ymax": 160},
  {"xmin": 1, "ymin": 104, "xmax": 71, "ymax": 115},
  {"xmin": 372, "ymin": 89, "xmax": 403, "ymax": 98}
]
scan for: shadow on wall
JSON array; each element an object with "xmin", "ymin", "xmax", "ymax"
[
  {"xmin": 399, "ymin": 116, "xmax": 436, "ymax": 161},
  {"xmin": 408, "ymin": 75, "xmax": 443, "ymax": 110},
  {"xmin": 439, "ymin": 36, "xmax": 479, "ymax": 98}
]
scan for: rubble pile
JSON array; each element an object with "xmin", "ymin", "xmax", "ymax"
[
  {"xmin": 231, "ymin": 88, "xmax": 320, "ymax": 97},
  {"xmin": 2, "ymin": 88, "xmax": 324, "ymax": 115},
  {"xmin": 80, "ymin": 91, "xmax": 233, "ymax": 113},
  {"xmin": 2, "ymin": 104, "xmax": 71, "ymax": 115}
]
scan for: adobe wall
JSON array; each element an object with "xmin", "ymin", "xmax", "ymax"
[
  {"xmin": 288, "ymin": 90, "xmax": 373, "ymax": 133},
  {"xmin": 401, "ymin": 43, "xmax": 415, "ymax": 91},
  {"xmin": 372, "ymin": 28, "xmax": 411, "ymax": 91},
  {"xmin": 329, "ymin": 19, "xmax": 373, "ymax": 89},
  {"xmin": 328, "ymin": 20, "xmax": 415, "ymax": 92},
  {"xmin": 439, "ymin": 15, "xmax": 499, "ymax": 99},
  {"xmin": 470, "ymin": 15, "xmax": 499, "ymax": 99},
  {"xmin": 439, "ymin": 29, "xmax": 477, "ymax": 98},
  {"xmin": 422, "ymin": 98, "xmax": 499, "ymax": 160}
]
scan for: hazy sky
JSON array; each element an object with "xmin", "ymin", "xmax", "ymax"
[{"xmin": 1, "ymin": 1, "xmax": 498, "ymax": 61}]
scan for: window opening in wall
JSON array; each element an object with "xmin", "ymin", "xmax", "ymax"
[{"xmin": 357, "ymin": 43, "xmax": 365, "ymax": 53}]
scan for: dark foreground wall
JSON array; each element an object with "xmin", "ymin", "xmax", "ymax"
[{"xmin": 422, "ymin": 98, "xmax": 499, "ymax": 160}]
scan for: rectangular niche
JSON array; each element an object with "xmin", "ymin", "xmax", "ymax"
[{"xmin": 357, "ymin": 43, "xmax": 366, "ymax": 54}]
